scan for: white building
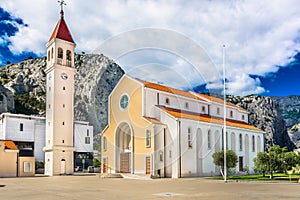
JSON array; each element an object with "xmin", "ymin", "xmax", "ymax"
[
  {"xmin": 0, "ymin": 113, "xmax": 45, "ymax": 161},
  {"xmin": 0, "ymin": 113, "xmax": 93, "ymax": 165},
  {"xmin": 102, "ymin": 75, "xmax": 265, "ymax": 178}
]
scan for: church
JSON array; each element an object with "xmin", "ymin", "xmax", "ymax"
[{"xmin": 101, "ymin": 75, "xmax": 264, "ymax": 178}]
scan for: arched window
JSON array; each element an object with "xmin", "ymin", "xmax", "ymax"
[
  {"xmin": 231, "ymin": 132, "xmax": 236, "ymax": 151},
  {"xmin": 239, "ymin": 134, "xmax": 243, "ymax": 151},
  {"xmin": 58, "ymin": 48, "xmax": 63, "ymax": 59},
  {"xmin": 146, "ymin": 130, "xmax": 151, "ymax": 147},
  {"xmin": 66, "ymin": 50, "xmax": 72, "ymax": 67},
  {"xmin": 103, "ymin": 137, "xmax": 107, "ymax": 152},
  {"xmin": 230, "ymin": 110, "xmax": 233, "ymax": 118},
  {"xmin": 185, "ymin": 102, "xmax": 189, "ymax": 109},
  {"xmin": 188, "ymin": 128, "xmax": 192, "ymax": 148},
  {"xmin": 257, "ymin": 136, "xmax": 261, "ymax": 152},
  {"xmin": 165, "ymin": 98, "xmax": 170, "ymax": 105},
  {"xmin": 207, "ymin": 130, "xmax": 211, "ymax": 149},
  {"xmin": 252, "ymin": 135, "xmax": 255, "ymax": 152}
]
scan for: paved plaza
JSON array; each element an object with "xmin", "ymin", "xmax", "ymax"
[{"xmin": 0, "ymin": 175, "xmax": 299, "ymax": 200}]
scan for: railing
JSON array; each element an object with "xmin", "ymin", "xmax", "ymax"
[{"xmin": 56, "ymin": 58, "xmax": 73, "ymax": 67}]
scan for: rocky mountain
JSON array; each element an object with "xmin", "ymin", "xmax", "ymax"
[
  {"xmin": 0, "ymin": 54, "xmax": 124, "ymax": 142},
  {"xmin": 272, "ymin": 95, "xmax": 300, "ymax": 127},
  {"xmin": 288, "ymin": 123, "xmax": 300, "ymax": 148},
  {"xmin": 0, "ymin": 55, "xmax": 298, "ymax": 150},
  {"xmin": 228, "ymin": 95, "xmax": 295, "ymax": 151}
]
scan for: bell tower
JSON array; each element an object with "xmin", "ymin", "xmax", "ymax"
[{"xmin": 44, "ymin": 0, "xmax": 76, "ymax": 176}]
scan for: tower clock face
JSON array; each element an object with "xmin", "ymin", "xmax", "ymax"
[{"xmin": 61, "ymin": 72, "xmax": 68, "ymax": 80}]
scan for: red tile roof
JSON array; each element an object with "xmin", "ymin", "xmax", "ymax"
[
  {"xmin": 137, "ymin": 79, "xmax": 245, "ymax": 111},
  {"xmin": 138, "ymin": 79, "xmax": 207, "ymax": 102},
  {"xmin": 49, "ymin": 17, "xmax": 74, "ymax": 43},
  {"xmin": 144, "ymin": 117, "xmax": 164, "ymax": 125},
  {"xmin": 159, "ymin": 106, "xmax": 262, "ymax": 131},
  {"xmin": 2, "ymin": 140, "xmax": 19, "ymax": 150}
]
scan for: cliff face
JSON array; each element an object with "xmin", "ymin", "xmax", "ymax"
[
  {"xmin": 288, "ymin": 123, "xmax": 300, "ymax": 148},
  {"xmin": 73, "ymin": 54, "xmax": 124, "ymax": 135},
  {"xmin": 0, "ymin": 83, "xmax": 14, "ymax": 113},
  {"xmin": 0, "ymin": 54, "xmax": 124, "ymax": 136},
  {"xmin": 0, "ymin": 55, "xmax": 297, "ymax": 150},
  {"xmin": 272, "ymin": 95, "xmax": 300, "ymax": 128},
  {"xmin": 228, "ymin": 95, "xmax": 295, "ymax": 150}
]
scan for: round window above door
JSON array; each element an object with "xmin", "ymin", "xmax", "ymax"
[{"xmin": 120, "ymin": 95, "xmax": 129, "ymax": 110}]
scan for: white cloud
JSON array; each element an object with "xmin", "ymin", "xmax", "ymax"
[
  {"xmin": 0, "ymin": 0, "xmax": 300, "ymax": 96},
  {"xmin": 226, "ymin": 73, "xmax": 267, "ymax": 97}
]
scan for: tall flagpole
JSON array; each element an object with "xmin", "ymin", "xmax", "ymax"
[{"xmin": 223, "ymin": 44, "xmax": 227, "ymax": 183}]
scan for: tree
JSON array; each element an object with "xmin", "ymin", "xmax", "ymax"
[
  {"xmin": 93, "ymin": 158, "xmax": 101, "ymax": 167},
  {"xmin": 253, "ymin": 152, "xmax": 269, "ymax": 176},
  {"xmin": 212, "ymin": 150, "xmax": 238, "ymax": 176},
  {"xmin": 283, "ymin": 151, "xmax": 298, "ymax": 172},
  {"xmin": 253, "ymin": 145, "xmax": 298, "ymax": 179}
]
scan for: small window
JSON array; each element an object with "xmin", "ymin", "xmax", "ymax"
[
  {"xmin": 103, "ymin": 137, "xmax": 107, "ymax": 151},
  {"xmin": 217, "ymin": 107, "xmax": 220, "ymax": 115},
  {"xmin": 23, "ymin": 162, "xmax": 32, "ymax": 173},
  {"xmin": 252, "ymin": 135, "xmax": 255, "ymax": 152},
  {"xmin": 48, "ymin": 122, "xmax": 50, "ymax": 126},
  {"xmin": 165, "ymin": 98, "xmax": 170, "ymax": 105},
  {"xmin": 87, "ymin": 129, "xmax": 89, "ymax": 136},
  {"xmin": 146, "ymin": 130, "xmax": 151, "ymax": 147},
  {"xmin": 63, "ymin": 86, "xmax": 66, "ymax": 90},
  {"xmin": 48, "ymin": 104, "xmax": 50, "ymax": 109},
  {"xmin": 48, "ymin": 51, "xmax": 50, "ymax": 61},
  {"xmin": 85, "ymin": 137, "xmax": 90, "ymax": 144},
  {"xmin": 20, "ymin": 123, "xmax": 24, "ymax": 132},
  {"xmin": 239, "ymin": 134, "xmax": 243, "ymax": 151},
  {"xmin": 185, "ymin": 102, "xmax": 189, "ymax": 109},
  {"xmin": 202, "ymin": 106, "xmax": 206, "ymax": 112},
  {"xmin": 62, "ymin": 122, "xmax": 65, "ymax": 125},
  {"xmin": 169, "ymin": 150, "xmax": 172, "ymax": 158},
  {"xmin": 242, "ymin": 115, "xmax": 245, "ymax": 120},
  {"xmin": 63, "ymin": 104, "xmax": 65, "ymax": 108},
  {"xmin": 188, "ymin": 128, "xmax": 192, "ymax": 148},
  {"xmin": 66, "ymin": 50, "xmax": 72, "ymax": 61},
  {"xmin": 49, "ymin": 87, "xmax": 51, "ymax": 91},
  {"xmin": 159, "ymin": 151, "xmax": 163, "ymax": 162},
  {"xmin": 230, "ymin": 110, "xmax": 233, "ymax": 118},
  {"xmin": 58, "ymin": 47, "xmax": 63, "ymax": 59},
  {"xmin": 207, "ymin": 130, "xmax": 211, "ymax": 149},
  {"xmin": 62, "ymin": 140, "xmax": 64, "ymax": 144},
  {"xmin": 51, "ymin": 48, "xmax": 54, "ymax": 59}
]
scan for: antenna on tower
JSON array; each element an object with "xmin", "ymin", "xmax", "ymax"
[{"xmin": 58, "ymin": 0, "xmax": 66, "ymax": 18}]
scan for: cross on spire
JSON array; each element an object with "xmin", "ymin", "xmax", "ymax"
[{"xmin": 58, "ymin": 0, "xmax": 66, "ymax": 18}]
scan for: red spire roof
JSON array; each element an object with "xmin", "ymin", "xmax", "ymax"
[{"xmin": 49, "ymin": 16, "xmax": 74, "ymax": 43}]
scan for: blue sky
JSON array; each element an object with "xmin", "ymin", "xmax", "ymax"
[{"xmin": 0, "ymin": 0, "xmax": 299, "ymax": 97}]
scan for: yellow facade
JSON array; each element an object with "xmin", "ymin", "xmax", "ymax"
[
  {"xmin": 0, "ymin": 141, "xmax": 19, "ymax": 177},
  {"xmin": 102, "ymin": 76, "xmax": 154, "ymax": 174}
]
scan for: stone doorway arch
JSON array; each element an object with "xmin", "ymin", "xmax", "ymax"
[{"xmin": 115, "ymin": 122, "xmax": 133, "ymax": 173}]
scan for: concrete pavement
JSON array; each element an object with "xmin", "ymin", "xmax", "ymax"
[{"xmin": 0, "ymin": 175, "xmax": 299, "ymax": 200}]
